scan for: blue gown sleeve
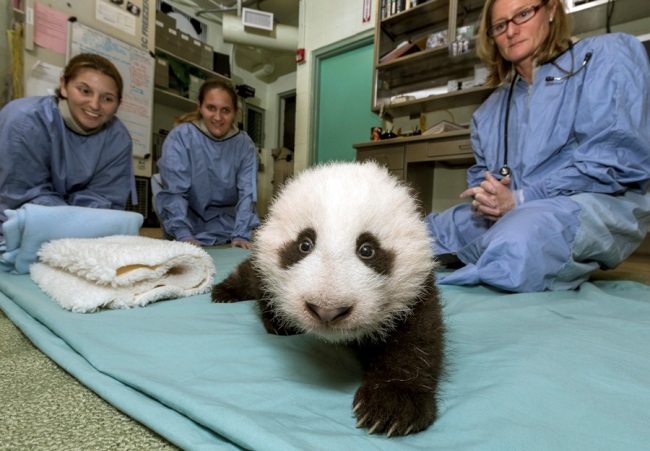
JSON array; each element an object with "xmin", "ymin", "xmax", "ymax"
[
  {"xmin": 232, "ymin": 138, "xmax": 260, "ymax": 242},
  {"xmin": 0, "ymin": 103, "xmax": 67, "ymax": 211},
  {"xmin": 523, "ymin": 34, "xmax": 650, "ymax": 202},
  {"xmin": 155, "ymin": 130, "xmax": 196, "ymax": 241}
]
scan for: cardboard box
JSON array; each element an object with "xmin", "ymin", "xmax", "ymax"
[
  {"xmin": 201, "ymin": 43, "xmax": 214, "ymax": 70},
  {"xmin": 191, "ymin": 38, "xmax": 203, "ymax": 66},
  {"xmin": 179, "ymin": 32, "xmax": 200, "ymax": 64},
  {"xmin": 154, "ymin": 57, "xmax": 169, "ymax": 88},
  {"xmin": 188, "ymin": 74, "xmax": 204, "ymax": 101},
  {"xmin": 155, "ymin": 19, "xmax": 167, "ymax": 49},
  {"xmin": 155, "ymin": 11, "xmax": 176, "ymax": 29},
  {"xmin": 155, "ymin": 13, "xmax": 178, "ymax": 54},
  {"xmin": 156, "ymin": 26, "xmax": 179, "ymax": 54}
]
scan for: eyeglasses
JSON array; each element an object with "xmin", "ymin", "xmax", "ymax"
[{"xmin": 487, "ymin": 1, "xmax": 548, "ymax": 38}]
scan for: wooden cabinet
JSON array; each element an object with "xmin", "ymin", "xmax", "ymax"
[
  {"xmin": 355, "ymin": 143, "xmax": 406, "ymax": 179},
  {"xmin": 354, "ymin": 130, "xmax": 474, "ymax": 213},
  {"xmin": 356, "ymin": 130, "xmax": 473, "ymax": 167}
]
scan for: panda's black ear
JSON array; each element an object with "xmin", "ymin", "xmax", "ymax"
[{"xmin": 279, "ymin": 227, "xmax": 317, "ymax": 269}]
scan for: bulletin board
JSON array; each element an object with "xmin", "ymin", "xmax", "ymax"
[{"xmin": 68, "ymin": 20, "xmax": 154, "ymax": 159}]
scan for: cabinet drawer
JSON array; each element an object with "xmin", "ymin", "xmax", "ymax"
[
  {"xmin": 406, "ymin": 138, "xmax": 473, "ymax": 162},
  {"xmin": 427, "ymin": 138, "xmax": 473, "ymax": 159},
  {"xmin": 356, "ymin": 146, "xmax": 405, "ymax": 170}
]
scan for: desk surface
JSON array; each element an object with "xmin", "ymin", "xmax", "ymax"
[
  {"xmin": 353, "ymin": 129, "xmax": 471, "ymax": 151},
  {"xmin": 355, "ymin": 129, "xmax": 474, "ymax": 166}
]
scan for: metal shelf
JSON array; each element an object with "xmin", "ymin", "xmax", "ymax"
[
  {"xmin": 377, "ymin": 40, "xmax": 479, "ymax": 88},
  {"xmin": 373, "ymin": 0, "xmax": 490, "ymax": 118},
  {"xmin": 381, "ymin": 0, "xmax": 450, "ymax": 38},
  {"xmin": 155, "ymin": 47, "xmax": 229, "ymax": 81},
  {"xmin": 153, "ymin": 46, "xmax": 231, "ymax": 110},
  {"xmin": 153, "ymin": 88, "xmax": 197, "ymax": 112},
  {"xmin": 377, "ymin": 85, "xmax": 494, "ymax": 118},
  {"xmin": 571, "ymin": 0, "xmax": 650, "ymax": 36}
]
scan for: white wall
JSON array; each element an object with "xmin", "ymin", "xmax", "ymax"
[
  {"xmin": 293, "ymin": 0, "xmax": 375, "ymax": 172},
  {"xmin": 258, "ymin": 70, "xmax": 297, "ymax": 217}
]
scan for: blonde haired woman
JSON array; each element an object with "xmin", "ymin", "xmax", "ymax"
[{"xmin": 426, "ymin": 0, "xmax": 650, "ymax": 292}]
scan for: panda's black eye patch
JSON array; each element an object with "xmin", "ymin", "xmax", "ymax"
[
  {"xmin": 356, "ymin": 232, "xmax": 394, "ymax": 276},
  {"xmin": 279, "ymin": 228, "xmax": 317, "ymax": 269}
]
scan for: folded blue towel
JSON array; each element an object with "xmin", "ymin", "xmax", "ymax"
[{"xmin": 0, "ymin": 204, "xmax": 143, "ymax": 274}]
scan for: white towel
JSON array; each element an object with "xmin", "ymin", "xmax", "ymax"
[{"xmin": 30, "ymin": 235, "xmax": 216, "ymax": 313}]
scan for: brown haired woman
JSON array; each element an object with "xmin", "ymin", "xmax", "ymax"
[
  {"xmin": 0, "ymin": 53, "xmax": 134, "ymax": 244},
  {"xmin": 153, "ymin": 78, "xmax": 260, "ymax": 248}
]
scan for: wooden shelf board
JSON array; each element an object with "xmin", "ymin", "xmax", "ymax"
[
  {"xmin": 376, "ymin": 85, "xmax": 495, "ymax": 118},
  {"xmin": 381, "ymin": 0, "xmax": 451, "ymax": 37}
]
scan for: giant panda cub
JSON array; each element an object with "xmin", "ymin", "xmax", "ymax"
[{"xmin": 212, "ymin": 161, "xmax": 446, "ymax": 437}]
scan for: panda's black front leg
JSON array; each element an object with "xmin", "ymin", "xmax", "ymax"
[
  {"xmin": 212, "ymin": 258, "xmax": 303, "ymax": 336},
  {"xmin": 352, "ymin": 281, "xmax": 445, "ymax": 436},
  {"xmin": 257, "ymin": 297, "xmax": 303, "ymax": 336},
  {"xmin": 211, "ymin": 257, "xmax": 262, "ymax": 303}
]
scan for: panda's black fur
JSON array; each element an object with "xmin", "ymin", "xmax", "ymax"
[{"xmin": 212, "ymin": 161, "xmax": 446, "ymax": 436}]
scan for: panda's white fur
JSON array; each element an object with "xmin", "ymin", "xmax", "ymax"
[
  {"xmin": 212, "ymin": 160, "xmax": 445, "ymax": 436},
  {"xmin": 253, "ymin": 161, "xmax": 435, "ymax": 342}
]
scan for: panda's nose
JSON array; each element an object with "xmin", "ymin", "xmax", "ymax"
[{"xmin": 306, "ymin": 303, "xmax": 351, "ymax": 323}]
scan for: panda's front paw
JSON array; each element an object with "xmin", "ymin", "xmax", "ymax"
[
  {"xmin": 211, "ymin": 282, "xmax": 242, "ymax": 303},
  {"xmin": 353, "ymin": 381, "xmax": 437, "ymax": 437}
]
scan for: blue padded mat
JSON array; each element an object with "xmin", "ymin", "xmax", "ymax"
[{"xmin": 1, "ymin": 247, "xmax": 649, "ymax": 450}]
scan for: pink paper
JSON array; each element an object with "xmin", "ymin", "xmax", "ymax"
[{"xmin": 34, "ymin": 2, "xmax": 68, "ymax": 55}]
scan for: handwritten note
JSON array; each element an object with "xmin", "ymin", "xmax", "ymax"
[
  {"xmin": 34, "ymin": 2, "xmax": 68, "ymax": 55},
  {"xmin": 69, "ymin": 22, "xmax": 154, "ymax": 159}
]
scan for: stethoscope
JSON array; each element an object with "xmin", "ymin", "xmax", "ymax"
[{"xmin": 499, "ymin": 45, "xmax": 593, "ymax": 177}]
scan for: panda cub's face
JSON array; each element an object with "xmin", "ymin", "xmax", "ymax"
[{"xmin": 253, "ymin": 162, "xmax": 435, "ymax": 343}]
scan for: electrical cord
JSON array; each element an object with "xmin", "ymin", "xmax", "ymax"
[{"xmin": 606, "ymin": 0, "xmax": 615, "ymax": 33}]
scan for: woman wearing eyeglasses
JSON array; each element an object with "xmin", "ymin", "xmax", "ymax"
[{"xmin": 425, "ymin": 0, "xmax": 650, "ymax": 292}]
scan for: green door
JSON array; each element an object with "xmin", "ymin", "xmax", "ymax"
[{"xmin": 316, "ymin": 43, "xmax": 381, "ymax": 163}]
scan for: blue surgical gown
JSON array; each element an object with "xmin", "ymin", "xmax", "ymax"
[
  {"xmin": 0, "ymin": 96, "xmax": 134, "ymax": 241},
  {"xmin": 154, "ymin": 122, "xmax": 260, "ymax": 245},
  {"xmin": 425, "ymin": 33, "xmax": 650, "ymax": 292}
]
